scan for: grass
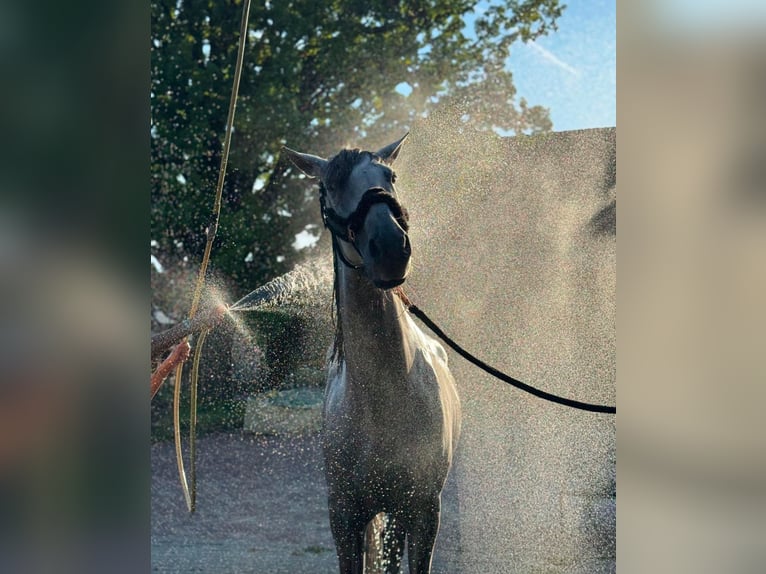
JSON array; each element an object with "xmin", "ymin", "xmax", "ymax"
[{"xmin": 151, "ymin": 396, "xmax": 247, "ymax": 443}]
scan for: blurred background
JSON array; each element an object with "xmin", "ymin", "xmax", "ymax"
[{"xmin": 619, "ymin": 1, "xmax": 766, "ymax": 572}]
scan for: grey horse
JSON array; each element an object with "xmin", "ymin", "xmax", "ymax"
[{"xmin": 283, "ymin": 134, "xmax": 461, "ymax": 574}]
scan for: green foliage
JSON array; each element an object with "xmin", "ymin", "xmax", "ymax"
[
  {"xmin": 151, "ymin": 0, "xmax": 564, "ymax": 287},
  {"xmin": 247, "ymin": 310, "xmax": 329, "ymax": 390},
  {"xmin": 151, "ymin": 392, "xmax": 246, "ymax": 442}
]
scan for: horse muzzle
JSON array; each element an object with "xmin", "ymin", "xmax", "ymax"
[{"xmin": 358, "ymin": 204, "xmax": 412, "ymax": 289}]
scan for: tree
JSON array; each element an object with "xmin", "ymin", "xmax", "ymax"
[{"xmin": 150, "ymin": 0, "xmax": 564, "ymax": 290}]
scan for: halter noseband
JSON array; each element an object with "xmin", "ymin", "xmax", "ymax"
[{"xmin": 319, "ymin": 184, "xmax": 410, "ymax": 269}]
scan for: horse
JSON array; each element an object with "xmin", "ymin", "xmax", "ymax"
[{"xmin": 282, "ymin": 134, "xmax": 461, "ymax": 574}]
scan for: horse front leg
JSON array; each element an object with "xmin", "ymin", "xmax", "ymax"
[
  {"xmin": 405, "ymin": 496, "xmax": 441, "ymax": 574},
  {"xmin": 381, "ymin": 513, "xmax": 407, "ymax": 574},
  {"xmin": 328, "ymin": 501, "xmax": 366, "ymax": 574}
]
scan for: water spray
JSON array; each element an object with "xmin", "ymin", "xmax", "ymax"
[{"xmin": 229, "ymin": 259, "xmax": 333, "ymax": 313}]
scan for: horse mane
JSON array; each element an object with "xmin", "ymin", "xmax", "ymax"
[
  {"xmin": 330, "ymin": 249, "xmax": 344, "ymax": 363},
  {"xmin": 323, "ymin": 148, "xmax": 369, "ymax": 363}
]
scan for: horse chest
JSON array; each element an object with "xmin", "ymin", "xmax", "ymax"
[{"xmin": 323, "ymin": 360, "xmax": 446, "ymax": 469}]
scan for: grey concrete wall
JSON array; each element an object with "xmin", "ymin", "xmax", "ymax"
[{"xmin": 400, "ymin": 126, "xmax": 616, "ymax": 573}]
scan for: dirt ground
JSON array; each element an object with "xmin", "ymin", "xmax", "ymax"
[
  {"xmin": 151, "ymin": 432, "xmax": 338, "ymax": 573},
  {"xmin": 151, "ymin": 430, "xmax": 472, "ymax": 574},
  {"xmin": 152, "ymin": 430, "xmax": 614, "ymax": 574}
]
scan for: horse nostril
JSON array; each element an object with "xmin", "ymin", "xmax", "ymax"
[
  {"xmin": 369, "ymin": 238, "xmax": 380, "ymax": 258},
  {"xmin": 403, "ymin": 235, "xmax": 411, "ymax": 256}
]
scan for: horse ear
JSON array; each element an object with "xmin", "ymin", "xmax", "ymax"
[
  {"xmin": 375, "ymin": 133, "xmax": 409, "ymax": 164},
  {"xmin": 281, "ymin": 146, "xmax": 327, "ymax": 178}
]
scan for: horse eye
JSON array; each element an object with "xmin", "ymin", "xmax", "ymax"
[{"xmin": 390, "ymin": 172, "xmax": 397, "ymax": 184}]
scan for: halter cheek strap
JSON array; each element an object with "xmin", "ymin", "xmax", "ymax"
[{"xmin": 331, "ymin": 235, "xmax": 364, "ymax": 269}]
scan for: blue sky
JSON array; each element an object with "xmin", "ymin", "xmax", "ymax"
[{"xmin": 503, "ymin": 0, "xmax": 616, "ymax": 131}]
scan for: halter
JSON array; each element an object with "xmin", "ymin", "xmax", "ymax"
[{"xmin": 319, "ymin": 183, "xmax": 410, "ymax": 269}]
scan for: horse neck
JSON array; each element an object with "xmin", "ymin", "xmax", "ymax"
[{"xmin": 335, "ymin": 262, "xmax": 412, "ymax": 381}]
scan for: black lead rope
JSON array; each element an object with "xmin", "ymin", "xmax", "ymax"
[{"xmin": 407, "ymin": 304, "xmax": 617, "ymax": 414}]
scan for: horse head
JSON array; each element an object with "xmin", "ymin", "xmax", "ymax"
[{"xmin": 282, "ymin": 134, "xmax": 411, "ymax": 289}]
